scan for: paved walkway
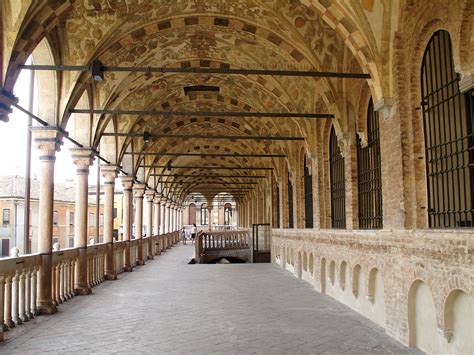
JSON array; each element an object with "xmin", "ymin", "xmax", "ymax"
[{"xmin": 1, "ymin": 244, "xmax": 417, "ymax": 354}]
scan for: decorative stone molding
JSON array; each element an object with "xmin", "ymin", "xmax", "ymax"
[
  {"xmin": 0, "ymin": 89, "xmax": 18, "ymax": 122},
  {"xmin": 70, "ymin": 148, "xmax": 95, "ymax": 171},
  {"xmin": 133, "ymin": 183, "xmax": 146, "ymax": 198},
  {"xmin": 438, "ymin": 328, "xmax": 453, "ymax": 343},
  {"xmin": 120, "ymin": 176, "xmax": 134, "ymax": 190},
  {"xmin": 459, "ymin": 73, "xmax": 474, "ymax": 93},
  {"xmin": 374, "ymin": 97, "xmax": 397, "ymax": 120},
  {"xmin": 357, "ymin": 131, "xmax": 368, "ymax": 148},
  {"xmin": 366, "ymin": 295, "xmax": 375, "ymax": 304},
  {"xmin": 145, "ymin": 189, "xmax": 155, "ymax": 202},
  {"xmin": 101, "ymin": 164, "xmax": 119, "ymax": 182},
  {"xmin": 336, "ymin": 133, "xmax": 351, "ymax": 158},
  {"xmin": 31, "ymin": 127, "xmax": 65, "ymax": 157}
]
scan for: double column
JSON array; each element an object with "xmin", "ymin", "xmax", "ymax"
[
  {"xmin": 102, "ymin": 165, "xmax": 118, "ymax": 280},
  {"xmin": 70, "ymin": 148, "xmax": 94, "ymax": 295},
  {"xmin": 145, "ymin": 189, "xmax": 155, "ymax": 260},
  {"xmin": 133, "ymin": 183, "xmax": 146, "ymax": 266},
  {"xmin": 121, "ymin": 177, "xmax": 134, "ymax": 272},
  {"xmin": 32, "ymin": 127, "xmax": 63, "ymax": 314}
]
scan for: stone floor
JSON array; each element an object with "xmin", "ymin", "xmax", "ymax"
[{"xmin": 1, "ymin": 244, "xmax": 419, "ymax": 354}]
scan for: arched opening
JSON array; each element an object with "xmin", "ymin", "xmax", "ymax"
[
  {"xmin": 352, "ymin": 264, "xmax": 361, "ymax": 298},
  {"xmin": 309, "ymin": 253, "xmax": 314, "ymax": 275},
  {"xmin": 357, "ymin": 98, "xmax": 383, "ymax": 229},
  {"xmin": 189, "ymin": 203, "xmax": 196, "ymax": 225},
  {"xmin": 320, "ymin": 258, "xmax": 326, "ymax": 294},
  {"xmin": 329, "ymin": 126, "xmax": 346, "ymax": 228},
  {"xmin": 408, "ymin": 280, "xmax": 438, "ymax": 352},
  {"xmin": 200, "ymin": 203, "xmax": 208, "ymax": 226},
  {"xmin": 444, "ymin": 289, "xmax": 473, "ymax": 353},
  {"xmin": 339, "ymin": 261, "xmax": 347, "ymax": 290},
  {"xmin": 274, "ymin": 183, "xmax": 280, "ymax": 228},
  {"xmin": 421, "ymin": 30, "xmax": 474, "ymax": 228},
  {"xmin": 287, "ymin": 172, "xmax": 294, "ymax": 228},
  {"xmin": 303, "ymin": 156, "xmax": 313, "ymax": 228},
  {"xmin": 329, "ymin": 260, "xmax": 335, "ymax": 286}
]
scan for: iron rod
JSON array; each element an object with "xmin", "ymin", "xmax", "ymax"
[
  {"xmin": 153, "ymin": 174, "xmax": 266, "ymax": 178},
  {"xmin": 19, "ymin": 64, "xmax": 370, "ymax": 79},
  {"xmin": 103, "ymin": 132, "xmax": 305, "ymax": 141},
  {"xmin": 141, "ymin": 165, "xmax": 273, "ymax": 170},
  {"xmin": 126, "ymin": 152, "xmax": 285, "ymax": 157}
]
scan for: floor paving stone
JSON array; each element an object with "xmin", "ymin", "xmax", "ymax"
[{"xmin": 1, "ymin": 244, "xmax": 420, "ymax": 354}]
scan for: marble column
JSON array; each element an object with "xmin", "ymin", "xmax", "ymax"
[
  {"xmin": 133, "ymin": 183, "xmax": 146, "ymax": 265},
  {"xmin": 121, "ymin": 177, "xmax": 134, "ymax": 272},
  {"xmin": 70, "ymin": 148, "xmax": 94, "ymax": 295},
  {"xmin": 101, "ymin": 165, "xmax": 118, "ymax": 280},
  {"xmin": 164, "ymin": 201, "xmax": 170, "ymax": 233},
  {"xmin": 208, "ymin": 207, "xmax": 213, "ymax": 231},
  {"xmin": 32, "ymin": 127, "xmax": 63, "ymax": 315},
  {"xmin": 153, "ymin": 195, "xmax": 161, "ymax": 255},
  {"xmin": 145, "ymin": 189, "xmax": 155, "ymax": 260},
  {"xmin": 160, "ymin": 199, "xmax": 166, "ymax": 235}
]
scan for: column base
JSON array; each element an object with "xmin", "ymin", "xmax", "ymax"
[
  {"xmin": 74, "ymin": 286, "xmax": 92, "ymax": 296},
  {"xmin": 105, "ymin": 273, "xmax": 117, "ymax": 280},
  {"xmin": 37, "ymin": 302, "xmax": 58, "ymax": 315},
  {"xmin": 124, "ymin": 265, "xmax": 133, "ymax": 272},
  {"xmin": 147, "ymin": 255, "xmax": 154, "ymax": 260},
  {"xmin": 3, "ymin": 321, "xmax": 13, "ymax": 330},
  {"xmin": 136, "ymin": 260, "xmax": 145, "ymax": 266},
  {"xmin": 13, "ymin": 317, "xmax": 22, "ymax": 326}
]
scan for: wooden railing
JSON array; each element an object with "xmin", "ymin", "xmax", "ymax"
[
  {"xmin": 195, "ymin": 230, "xmax": 250, "ymax": 263},
  {"xmin": 0, "ymin": 230, "xmax": 180, "ymax": 341}
]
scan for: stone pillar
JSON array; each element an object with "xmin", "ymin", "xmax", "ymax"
[
  {"xmin": 153, "ymin": 196, "xmax": 161, "ymax": 255},
  {"xmin": 101, "ymin": 165, "xmax": 118, "ymax": 280},
  {"xmin": 172, "ymin": 204, "xmax": 177, "ymax": 231},
  {"xmin": 165, "ymin": 201, "xmax": 170, "ymax": 233},
  {"xmin": 121, "ymin": 177, "xmax": 134, "ymax": 272},
  {"xmin": 145, "ymin": 189, "xmax": 155, "ymax": 260},
  {"xmin": 32, "ymin": 127, "xmax": 63, "ymax": 315},
  {"xmin": 70, "ymin": 148, "xmax": 94, "ymax": 295},
  {"xmin": 208, "ymin": 207, "xmax": 213, "ymax": 231},
  {"xmin": 133, "ymin": 183, "xmax": 146, "ymax": 265},
  {"xmin": 160, "ymin": 200, "xmax": 166, "ymax": 235}
]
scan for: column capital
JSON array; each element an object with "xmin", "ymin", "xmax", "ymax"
[
  {"xmin": 120, "ymin": 176, "xmax": 134, "ymax": 190},
  {"xmin": 70, "ymin": 148, "xmax": 95, "ymax": 172},
  {"xmin": 32, "ymin": 127, "xmax": 65, "ymax": 157},
  {"xmin": 145, "ymin": 189, "xmax": 155, "ymax": 202},
  {"xmin": 101, "ymin": 164, "xmax": 119, "ymax": 182},
  {"xmin": 153, "ymin": 194, "xmax": 162, "ymax": 204},
  {"xmin": 133, "ymin": 183, "xmax": 146, "ymax": 198}
]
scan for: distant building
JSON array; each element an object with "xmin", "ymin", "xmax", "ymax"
[{"xmin": 0, "ymin": 175, "xmax": 104, "ymax": 257}]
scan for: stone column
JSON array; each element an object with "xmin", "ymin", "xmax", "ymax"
[
  {"xmin": 101, "ymin": 165, "xmax": 118, "ymax": 280},
  {"xmin": 164, "ymin": 201, "xmax": 170, "ymax": 233},
  {"xmin": 121, "ymin": 177, "xmax": 134, "ymax": 272},
  {"xmin": 70, "ymin": 148, "xmax": 94, "ymax": 295},
  {"xmin": 145, "ymin": 189, "xmax": 155, "ymax": 260},
  {"xmin": 31, "ymin": 127, "xmax": 63, "ymax": 315},
  {"xmin": 208, "ymin": 207, "xmax": 213, "ymax": 231},
  {"xmin": 160, "ymin": 199, "xmax": 166, "ymax": 235},
  {"xmin": 133, "ymin": 183, "xmax": 146, "ymax": 265},
  {"xmin": 153, "ymin": 196, "xmax": 161, "ymax": 255},
  {"xmin": 172, "ymin": 204, "xmax": 177, "ymax": 231}
]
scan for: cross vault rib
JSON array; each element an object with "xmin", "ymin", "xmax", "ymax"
[
  {"xmin": 19, "ymin": 64, "xmax": 371, "ymax": 79},
  {"xmin": 71, "ymin": 109, "xmax": 333, "ymax": 119}
]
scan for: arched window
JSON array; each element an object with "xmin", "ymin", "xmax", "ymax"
[
  {"xmin": 287, "ymin": 172, "xmax": 294, "ymax": 228},
  {"xmin": 189, "ymin": 203, "xmax": 196, "ymax": 225},
  {"xmin": 421, "ymin": 30, "xmax": 474, "ymax": 228},
  {"xmin": 357, "ymin": 98, "xmax": 383, "ymax": 229},
  {"xmin": 304, "ymin": 156, "xmax": 313, "ymax": 228},
  {"xmin": 274, "ymin": 183, "xmax": 280, "ymax": 228},
  {"xmin": 200, "ymin": 203, "xmax": 208, "ymax": 225},
  {"xmin": 224, "ymin": 203, "xmax": 232, "ymax": 225},
  {"xmin": 329, "ymin": 127, "xmax": 346, "ymax": 228}
]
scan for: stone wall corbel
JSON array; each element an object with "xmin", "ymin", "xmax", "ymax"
[
  {"xmin": 357, "ymin": 131, "xmax": 368, "ymax": 148},
  {"xmin": 374, "ymin": 97, "xmax": 397, "ymax": 120},
  {"xmin": 459, "ymin": 73, "xmax": 474, "ymax": 93}
]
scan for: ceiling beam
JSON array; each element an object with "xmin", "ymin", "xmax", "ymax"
[
  {"xmin": 126, "ymin": 152, "xmax": 285, "ymax": 158},
  {"xmin": 141, "ymin": 165, "xmax": 273, "ymax": 170},
  {"xmin": 152, "ymin": 174, "xmax": 266, "ymax": 178},
  {"xmin": 103, "ymin": 132, "xmax": 305, "ymax": 141},
  {"xmin": 19, "ymin": 64, "xmax": 370, "ymax": 79},
  {"xmin": 71, "ymin": 109, "xmax": 333, "ymax": 119}
]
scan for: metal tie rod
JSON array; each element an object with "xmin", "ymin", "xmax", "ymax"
[
  {"xmin": 19, "ymin": 64, "xmax": 370, "ymax": 79},
  {"xmin": 127, "ymin": 152, "xmax": 285, "ymax": 158},
  {"xmin": 72, "ymin": 109, "xmax": 333, "ymax": 119},
  {"xmin": 141, "ymin": 165, "xmax": 273, "ymax": 170},
  {"xmin": 104, "ymin": 132, "xmax": 305, "ymax": 141}
]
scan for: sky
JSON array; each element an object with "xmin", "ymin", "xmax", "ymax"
[{"xmin": 0, "ymin": 59, "xmax": 101, "ymax": 186}]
